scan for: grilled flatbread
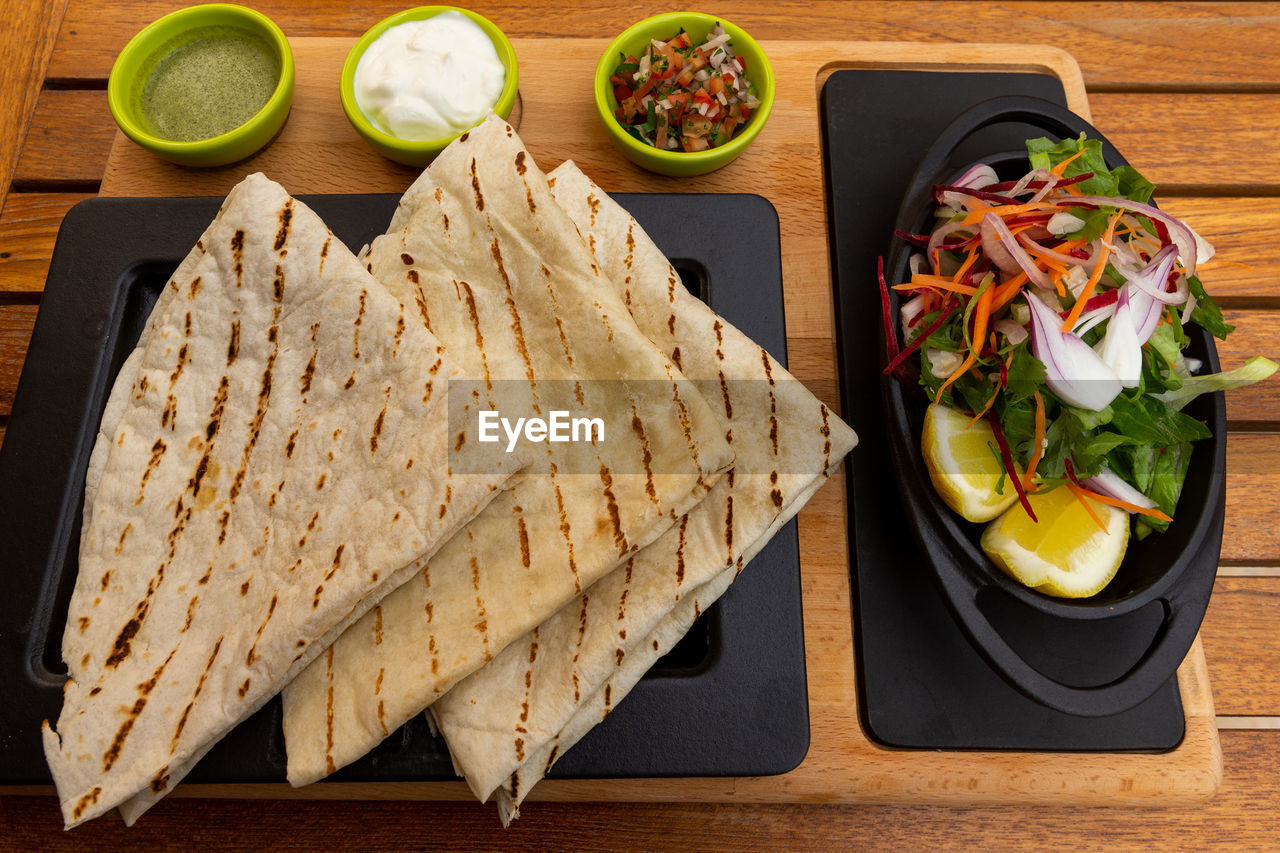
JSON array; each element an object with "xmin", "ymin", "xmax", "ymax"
[
  {"xmin": 430, "ymin": 163, "xmax": 858, "ymax": 821},
  {"xmin": 280, "ymin": 117, "xmax": 733, "ymax": 785},
  {"xmin": 42, "ymin": 174, "xmax": 519, "ymax": 828}
]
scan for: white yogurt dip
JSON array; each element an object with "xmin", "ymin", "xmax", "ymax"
[{"xmin": 354, "ymin": 11, "xmax": 506, "ymax": 141}]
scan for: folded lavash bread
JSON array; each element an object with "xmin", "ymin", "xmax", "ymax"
[
  {"xmin": 280, "ymin": 116, "xmax": 733, "ymax": 785},
  {"xmin": 42, "ymin": 174, "xmax": 522, "ymax": 828},
  {"xmin": 429, "ymin": 163, "xmax": 858, "ymax": 822}
]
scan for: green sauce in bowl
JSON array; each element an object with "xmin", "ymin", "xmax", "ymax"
[{"xmin": 140, "ymin": 26, "xmax": 280, "ymax": 142}]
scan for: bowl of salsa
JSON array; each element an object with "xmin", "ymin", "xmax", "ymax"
[
  {"xmin": 594, "ymin": 13, "xmax": 774, "ymax": 177},
  {"xmin": 107, "ymin": 4, "xmax": 294, "ymax": 167}
]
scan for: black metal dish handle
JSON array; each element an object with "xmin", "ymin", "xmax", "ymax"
[
  {"xmin": 888, "ymin": 94, "xmax": 1225, "ymax": 718},
  {"xmin": 933, "ymin": 522, "xmax": 1220, "ymax": 718}
]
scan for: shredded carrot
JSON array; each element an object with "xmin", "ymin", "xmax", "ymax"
[
  {"xmin": 1060, "ymin": 211, "xmax": 1123, "ymax": 332},
  {"xmin": 952, "ymin": 245, "xmax": 980, "ymax": 283},
  {"xmin": 1195, "ymin": 259, "xmax": 1252, "ymax": 272},
  {"xmin": 1075, "ymin": 486, "xmax": 1174, "ymax": 522},
  {"xmin": 1049, "ymin": 148, "xmax": 1087, "ymax": 177},
  {"xmin": 958, "ymin": 201, "xmax": 1062, "ymax": 228},
  {"xmin": 1066, "ymin": 483, "xmax": 1110, "ymax": 533},
  {"xmin": 990, "ymin": 271, "xmax": 1030, "ymax": 312},
  {"xmin": 900, "ymin": 275, "xmax": 978, "ymax": 296},
  {"xmin": 1022, "ymin": 390, "xmax": 1046, "ymax": 491},
  {"xmin": 935, "ymin": 283, "xmax": 994, "ymax": 403}
]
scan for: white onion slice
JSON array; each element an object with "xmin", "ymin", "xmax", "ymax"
[
  {"xmin": 1126, "ymin": 245, "xmax": 1185, "ymax": 305},
  {"xmin": 1093, "ymin": 287, "xmax": 1142, "ymax": 388},
  {"xmin": 1084, "ymin": 467, "xmax": 1157, "ymax": 512},
  {"xmin": 954, "ymin": 163, "xmax": 998, "ymax": 189},
  {"xmin": 994, "ymin": 318, "xmax": 1029, "ymax": 346},
  {"xmin": 1026, "ymin": 291, "xmax": 1122, "ymax": 411}
]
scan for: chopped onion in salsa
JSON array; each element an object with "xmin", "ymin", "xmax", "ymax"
[{"xmin": 610, "ymin": 24, "xmax": 760, "ymax": 152}]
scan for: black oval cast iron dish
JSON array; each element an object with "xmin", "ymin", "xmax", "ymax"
[{"xmin": 881, "ymin": 96, "xmax": 1225, "ymax": 718}]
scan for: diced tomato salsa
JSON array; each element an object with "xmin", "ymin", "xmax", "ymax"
[{"xmin": 611, "ymin": 24, "xmax": 760, "ymax": 152}]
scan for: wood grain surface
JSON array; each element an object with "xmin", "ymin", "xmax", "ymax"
[{"xmin": 3, "ymin": 1, "xmax": 1280, "ymax": 848}]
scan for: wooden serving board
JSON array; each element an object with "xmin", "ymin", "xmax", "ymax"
[{"xmin": 95, "ymin": 38, "xmax": 1221, "ymax": 806}]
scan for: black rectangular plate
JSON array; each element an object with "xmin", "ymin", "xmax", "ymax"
[
  {"xmin": 0, "ymin": 191, "xmax": 808, "ymax": 785},
  {"xmin": 821, "ymin": 70, "xmax": 1185, "ymax": 750}
]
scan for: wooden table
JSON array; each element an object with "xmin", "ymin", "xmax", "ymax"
[{"xmin": 3, "ymin": 2, "xmax": 1279, "ymax": 849}]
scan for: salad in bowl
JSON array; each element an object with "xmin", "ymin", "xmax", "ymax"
[{"xmin": 882, "ymin": 133, "xmax": 1275, "ymax": 599}]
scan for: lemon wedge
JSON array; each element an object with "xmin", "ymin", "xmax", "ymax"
[
  {"xmin": 981, "ymin": 486, "xmax": 1129, "ymax": 598},
  {"xmin": 921, "ymin": 403, "xmax": 1020, "ymax": 523}
]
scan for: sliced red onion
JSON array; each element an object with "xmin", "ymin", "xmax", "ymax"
[
  {"xmin": 1127, "ymin": 283, "xmax": 1163, "ymax": 346},
  {"xmin": 1058, "ymin": 196, "xmax": 1198, "ymax": 276},
  {"xmin": 1028, "ymin": 174, "xmax": 1060, "ymax": 203},
  {"xmin": 1026, "ymin": 291, "xmax": 1122, "ymax": 411},
  {"xmin": 1073, "ymin": 302, "xmax": 1118, "ymax": 338},
  {"xmin": 1018, "ymin": 231, "xmax": 1100, "ymax": 271},
  {"xmin": 1093, "ymin": 286, "xmax": 1142, "ymax": 388},
  {"xmin": 1084, "ymin": 466, "xmax": 1157, "ymax": 512},
  {"xmin": 954, "ymin": 162, "xmax": 998, "ymax": 189},
  {"xmin": 927, "ymin": 220, "xmax": 974, "ymax": 261},
  {"xmin": 1008, "ymin": 167, "xmax": 1053, "ymax": 198},
  {"xmin": 1125, "ymin": 244, "xmax": 1185, "ymax": 305},
  {"xmin": 983, "ymin": 212, "xmax": 1050, "ymax": 287},
  {"xmin": 994, "ymin": 318, "xmax": 1029, "ymax": 346}
]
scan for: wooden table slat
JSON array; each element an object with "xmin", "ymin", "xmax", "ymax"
[
  {"xmin": 1201, "ymin": 577, "xmax": 1280, "ymax": 716},
  {"xmin": 45, "ymin": 0, "xmax": 1280, "ymax": 88},
  {"xmin": 12, "ymin": 90, "xmax": 114, "ymax": 188}
]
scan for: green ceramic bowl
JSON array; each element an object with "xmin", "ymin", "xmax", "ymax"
[
  {"xmin": 594, "ymin": 12, "xmax": 774, "ymax": 177},
  {"xmin": 107, "ymin": 4, "xmax": 294, "ymax": 168},
  {"xmin": 341, "ymin": 6, "xmax": 519, "ymax": 167}
]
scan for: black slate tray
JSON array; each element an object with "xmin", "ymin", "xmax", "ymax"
[
  {"xmin": 822, "ymin": 70, "xmax": 1185, "ymax": 750},
  {"xmin": 0, "ymin": 191, "xmax": 809, "ymax": 785}
]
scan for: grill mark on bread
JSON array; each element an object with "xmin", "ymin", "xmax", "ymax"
[
  {"xmin": 319, "ymin": 238, "xmax": 330, "ymax": 275},
  {"xmin": 286, "ymin": 428, "xmax": 298, "ymax": 459},
  {"xmin": 724, "ymin": 495, "xmax": 735, "ymax": 563},
  {"xmin": 172, "ymin": 636, "xmax": 223, "ymax": 751},
  {"xmin": 344, "ymin": 372, "xmax": 356, "ymax": 390},
  {"xmin": 161, "ymin": 344, "xmax": 190, "ymax": 429},
  {"xmin": 820, "ymin": 404, "xmax": 832, "ymax": 468},
  {"xmin": 670, "ymin": 346, "xmax": 682, "ymax": 371},
  {"xmin": 71, "ymin": 787, "xmax": 101, "ymax": 821},
  {"xmin": 470, "ymin": 551, "xmax": 491, "ymax": 661},
  {"xmin": 470, "ymin": 157, "xmax": 484, "ymax": 211},
  {"xmin": 551, "ymin": 475, "xmax": 580, "ymax": 592},
  {"xmin": 230, "ymin": 324, "xmax": 279, "ymax": 503},
  {"xmin": 273, "ymin": 199, "xmax": 294, "ymax": 252},
  {"xmin": 489, "ymin": 239, "xmax": 536, "ymax": 385},
  {"xmin": 392, "ymin": 306, "xmax": 405, "ymax": 358},
  {"xmin": 761, "ymin": 348, "xmax": 775, "ymax": 384},
  {"xmin": 540, "ymin": 267, "xmax": 585, "ymax": 404},
  {"xmin": 668, "ymin": 380, "xmax": 702, "ymax": 472},
  {"xmin": 191, "ymin": 375, "xmax": 230, "ymax": 499},
  {"xmin": 517, "ymin": 515, "xmax": 531, "ymax": 567},
  {"xmin": 102, "ymin": 648, "xmax": 175, "ymax": 772},
  {"xmin": 629, "ymin": 407, "xmax": 658, "ymax": 505},
  {"xmin": 237, "ymin": 677, "xmax": 251, "ymax": 697},
  {"xmin": 598, "ymin": 465, "xmax": 628, "ymax": 555},
  {"xmin": 300, "ymin": 351, "xmax": 317, "ymax": 397},
  {"xmin": 324, "ymin": 646, "xmax": 336, "ymax": 776},
  {"xmin": 181, "ymin": 595, "xmax": 199, "ymax": 632},
  {"xmin": 458, "ymin": 280, "xmax": 492, "ymax": 389},
  {"xmin": 718, "ymin": 370, "xmax": 734, "ymax": 419},
  {"xmin": 185, "ymin": 312, "xmax": 192, "ymax": 337},
  {"xmin": 373, "ymin": 605, "xmax": 384, "ymax": 645},
  {"xmin": 244, "ymin": 593, "xmax": 278, "ymax": 666},
  {"xmin": 272, "ymin": 263, "xmax": 285, "ymax": 302},
  {"xmin": 371, "ymin": 404, "xmax": 387, "ymax": 455},
  {"xmin": 543, "ymin": 745, "xmax": 559, "ymax": 776},
  {"xmin": 227, "ymin": 320, "xmax": 241, "ymax": 366},
  {"xmin": 617, "ymin": 557, "xmax": 635, "ymax": 626},
  {"xmin": 675, "ymin": 514, "xmax": 690, "ymax": 585},
  {"xmin": 625, "ymin": 222, "xmax": 635, "ymax": 268},
  {"xmin": 353, "ymin": 288, "xmax": 367, "ymax": 359},
  {"xmin": 150, "ymin": 766, "xmax": 170, "ymax": 794},
  {"xmin": 231, "ymin": 229, "xmax": 244, "ymax": 287},
  {"xmin": 570, "ymin": 595, "xmax": 590, "ymax": 703},
  {"xmin": 136, "ymin": 439, "xmax": 167, "ymax": 505},
  {"xmin": 324, "ymin": 544, "xmax": 345, "ymax": 582},
  {"xmin": 400, "ymin": 252, "xmax": 414, "ymax": 265},
  {"xmin": 603, "ymin": 683, "xmax": 612, "ymax": 715}
]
